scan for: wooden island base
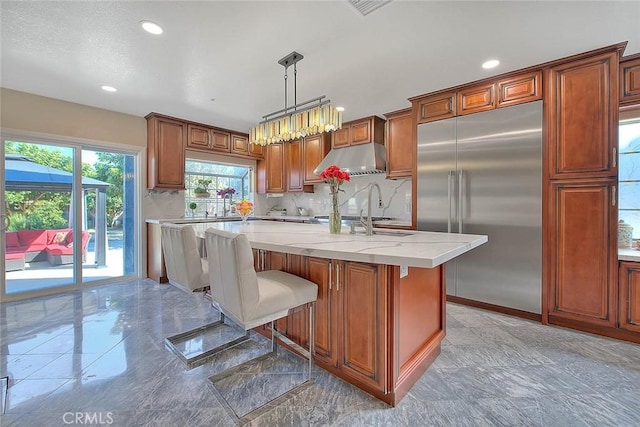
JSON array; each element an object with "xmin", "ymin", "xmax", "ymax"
[{"xmin": 254, "ymin": 251, "xmax": 446, "ymax": 406}]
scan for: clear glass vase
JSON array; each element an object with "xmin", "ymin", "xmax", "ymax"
[{"xmin": 329, "ymin": 191, "xmax": 341, "ymax": 234}]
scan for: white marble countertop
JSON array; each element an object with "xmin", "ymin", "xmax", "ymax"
[
  {"xmin": 145, "ymin": 217, "xmax": 245, "ymax": 224},
  {"xmin": 190, "ymin": 221, "xmax": 487, "ymax": 269},
  {"xmin": 619, "ymin": 248, "xmax": 640, "ymax": 263},
  {"xmin": 256, "ymin": 215, "xmax": 316, "ymax": 222}
]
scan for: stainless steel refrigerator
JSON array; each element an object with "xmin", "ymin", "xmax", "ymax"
[{"xmin": 417, "ymin": 101, "xmax": 542, "ymax": 314}]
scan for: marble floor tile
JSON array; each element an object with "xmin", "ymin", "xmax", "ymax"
[{"xmin": 0, "ymin": 280, "xmax": 638, "ymax": 426}]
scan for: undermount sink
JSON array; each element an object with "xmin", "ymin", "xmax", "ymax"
[{"xmin": 353, "ymin": 229, "xmax": 413, "ymax": 237}]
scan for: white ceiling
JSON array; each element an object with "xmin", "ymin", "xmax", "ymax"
[{"xmin": 1, "ymin": 1, "xmax": 639, "ymax": 134}]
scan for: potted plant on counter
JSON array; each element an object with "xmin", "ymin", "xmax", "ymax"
[
  {"xmin": 188, "ymin": 202, "xmax": 197, "ymax": 217},
  {"xmin": 194, "ymin": 179, "xmax": 212, "ymax": 198}
]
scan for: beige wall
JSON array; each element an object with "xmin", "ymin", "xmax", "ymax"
[{"xmin": 0, "ymin": 88, "xmax": 146, "ymax": 147}]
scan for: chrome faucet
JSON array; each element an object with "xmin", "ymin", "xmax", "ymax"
[{"xmin": 360, "ymin": 183, "xmax": 382, "ymax": 236}]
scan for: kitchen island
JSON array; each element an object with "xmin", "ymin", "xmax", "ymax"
[{"xmin": 191, "ymin": 221, "xmax": 487, "ymax": 405}]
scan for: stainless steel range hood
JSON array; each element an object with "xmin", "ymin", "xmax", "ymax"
[{"xmin": 313, "ymin": 143, "xmax": 386, "ymax": 176}]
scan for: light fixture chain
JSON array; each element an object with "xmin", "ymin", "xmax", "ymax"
[{"xmin": 283, "ymin": 65, "xmax": 288, "ymax": 113}]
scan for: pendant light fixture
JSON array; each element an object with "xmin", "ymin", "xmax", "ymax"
[{"xmin": 249, "ymin": 51, "xmax": 343, "ymax": 146}]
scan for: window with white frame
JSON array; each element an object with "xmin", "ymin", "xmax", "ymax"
[
  {"xmin": 619, "ymin": 116, "xmax": 640, "ymax": 239},
  {"xmin": 184, "ymin": 159, "xmax": 253, "ymax": 217}
]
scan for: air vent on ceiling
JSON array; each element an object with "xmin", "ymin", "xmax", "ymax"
[{"xmin": 348, "ymin": 0, "xmax": 393, "ymax": 16}]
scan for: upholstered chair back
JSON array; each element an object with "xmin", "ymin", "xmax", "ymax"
[
  {"xmin": 205, "ymin": 228, "xmax": 259, "ymax": 325},
  {"xmin": 161, "ymin": 223, "xmax": 208, "ymax": 292}
]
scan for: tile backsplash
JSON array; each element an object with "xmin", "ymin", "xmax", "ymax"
[
  {"xmin": 257, "ymin": 175, "xmax": 412, "ymax": 221},
  {"xmin": 144, "ymin": 175, "xmax": 411, "ymax": 222}
]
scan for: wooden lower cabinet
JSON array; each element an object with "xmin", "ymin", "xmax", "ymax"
[
  {"xmin": 619, "ymin": 262, "xmax": 640, "ymax": 333},
  {"xmin": 306, "ymin": 257, "xmax": 337, "ymax": 366},
  {"xmin": 338, "ymin": 261, "xmax": 387, "ymax": 391},
  {"xmin": 253, "ymin": 251, "xmax": 446, "ymax": 405},
  {"xmin": 547, "ymin": 179, "xmax": 618, "ymax": 327}
]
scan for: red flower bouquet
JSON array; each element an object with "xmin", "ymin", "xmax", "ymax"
[
  {"xmin": 319, "ymin": 165, "xmax": 350, "ymax": 194},
  {"xmin": 319, "ymin": 165, "xmax": 350, "ymax": 234}
]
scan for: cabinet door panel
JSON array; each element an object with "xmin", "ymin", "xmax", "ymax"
[
  {"xmin": 340, "ymin": 262, "xmax": 385, "ymax": 390},
  {"xmin": 547, "ymin": 52, "xmax": 618, "ymax": 178},
  {"xmin": 153, "ymin": 118, "xmax": 185, "ymax": 188},
  {"xmin": 621, "ymin": 57, "xmax": 640, "ymax": 105},
  {"xmin": 187, "ymin": 124, "xmax": 210, "ymax": 150},
  {"xmin": 211, "ymin": 131, "xmax": 230, "ymax": 152},
  {"xmin": 415, "ymin": 92, "xmax": 456, "ymax": 124},
  {"xmin": 332, "ymin": 127, "xmax": 350, "ymax": 148},
  {"xmin": 458, "ymin": 83, "xmax": 495, "ymax": 115},
  {"xmin": 385, "ymin": 108, "xmax": 413, "ymax": 179},
  {"xmin": 497, "ymin": 71, "xmax": 542, "ymax": 108},
  {"xmin": 249, "ymin": 142, "xmax": 264, "ymax": 158},
  {"xmin": 306, "ymin": 257, "xmax": 337, "ymax": 366},
  {"xmin": 230, "ymin": 134, "xmax": 249, "ymax": 156},
  {"xmin": 265, "ymin": 143, "xmax": 285, "ymax": 193},
  {"xmin": 548, "ymin": 180, "xmax": 617, "ymax": 326},
  {"xmin": 619, "ymin": 262, "xmax": 640, "ymax": 333},
  {"xmin": 351, "ymin": 121, "xmax": 371, "ymax": 145},
  {"xmin": 303, "ymin": 134, "xmax": 330, "ymax": 184},
  {"xmin": 286, "ymin": 139, "xmax": 304, "ymax": 192}
]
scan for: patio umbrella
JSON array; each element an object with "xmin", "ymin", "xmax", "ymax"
[
  {"xmin": 4, "ymin": 153, "xmax": 110, "ymax": 266},
  {"xmin": 5, "ymin": 154, "xmax": 109, "ymax": 191}
]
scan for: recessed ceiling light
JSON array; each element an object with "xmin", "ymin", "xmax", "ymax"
[
  {"xmin": 482, "ymin": 59, "xmax": 500, "ymax": 69},
  {"xmin": 101, "ymin": 85, "xmax": 117, "ymax": 92},
  {"xmin": 336, "ymin": 106, "xmax": 345, "ymax": 112},
  {"xmin": 140, "ymin": 20, "xmax": 163, "ymax": 35}
]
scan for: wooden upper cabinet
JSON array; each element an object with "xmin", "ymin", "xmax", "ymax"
[
  {"xmin": 303, "ymin": 133, "xmax": 331, "ymax": 184},
  {"xmin": 332, "ymin": 127, "xmax": 350, "ymax": 148},
  {"xmin": 230, "ymin": 134, "xmax": 249, "ymax": 156},
  {"xmin": 458, "ymin": 83, "xmax": 496, "ymax": 115},
  {"xmin": 547, "ymin": 179, "xmax": 617, "ymax": 327},
  {"xmin": 231, "ymin": 133, "xmax": 263, "ymax": 158},
  {"xmin": 265, "ymin": 143, "xmax": 286, "ymax": 193},
  {"xmin": 385, "ymin": 108, "xmax": 413, "ymax": 179},
  {"xmin": 619, "ymin": 262, "xmax": 640, "ymax": 333},
  {"xmin": 414, "ymin": 91, "xmax": 456, "ymax": 124},
  {"xmin": 146, "ymin": 113, "xmax": 186, "ymax": 190},
  {"xmin": 187, "ymin": 124, "xmax": 210, "ymax": 150},
  {"xmin": 331, "ymin": 116, "xmax": 385, "ymax": 149},
  {"xmin": 249, "ymin": 142, "xmax": 264, "ymax": 158},
  {"xmin": 286, "ymin": 139, "xmax": 305, "ymax": 192},
  {"xmin": 259, "ymin": 138, "xmax": 315, "ymax": 193},
  {"xmin": 210, "ymin": 130, "xmax": 230, "ymax": 153},
  {"xmin": 546, "ymin": 51, "xmax": 619, "ymax": 179},
  {"xmin": 351, "ymin": 120, "xmax": 372, "ymax": 145},
  {"xmin": 187, "ymin": 124, "xmax": 231, "ymax": 154},
  {"xmin": 620, "ymin": 55, "xmax": 640, "ymax": 106},
  {"xmin": 497, "ymin": 71, "xmax": 542, "ymax": 108}
]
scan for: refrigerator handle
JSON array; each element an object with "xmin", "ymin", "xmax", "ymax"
[
  {"xmin": 458, "ymin": 169, "xmax": 464, "ymax": 233},
  {"xmin": 447, "ymin": 170, "xmax": 454, "ymax": 233}
]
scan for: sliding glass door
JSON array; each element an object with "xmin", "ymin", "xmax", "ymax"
[{"xmin": 1, "ymin": 136, "xmax": 139, "ymax": 302}]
